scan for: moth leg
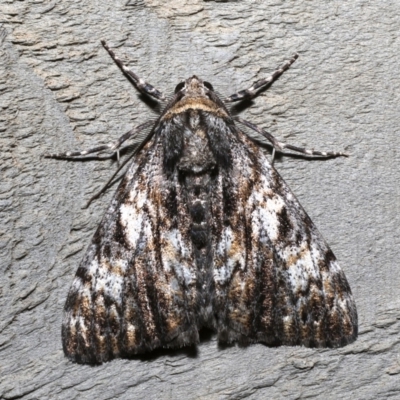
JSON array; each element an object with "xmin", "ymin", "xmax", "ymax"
[
  {"xmin": 225, "ymin": 53, "xmax": 299, "ymax": 103},
  {"xmin": 43, "ymin": 121, "xmax": 153, "ymax": 160},
  {"xmin": 85, "ymin": 124, "xmax": 156, "ymax": 207},
  {"xmin": 234, "ymin": 116, "xmax": 349, "ymax": 158},
  {"xmin": 101, "ymin": 40, "xmax": 166, "ymax": 102}
]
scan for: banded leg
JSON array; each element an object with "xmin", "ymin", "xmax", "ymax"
[
  {"xmin": 85, "ymin": 126, "xmax": 156, "ymax": 207},
  {"xmin": 101, "ymin": 40, "xmax": 165, "ymax": 101},
  {"xmin": 235, "ymin": 116, "xmax": 348, "ymax": 160},
  {"xmin": 43, "ymin": 121, "xmax": 153, "ymax": 160},
  {"xmin": 225, "ymin": 53, "xmax": 299, "ymax": 103}
]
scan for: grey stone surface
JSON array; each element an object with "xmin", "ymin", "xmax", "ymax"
[{"xmin": 1, "ymin": 0, "xmax": 400, "ymax": 398}]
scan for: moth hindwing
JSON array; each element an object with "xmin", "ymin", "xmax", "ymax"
[{"xmin": 47, "ymin": 42, "xmax": 357, "ymax": 364}]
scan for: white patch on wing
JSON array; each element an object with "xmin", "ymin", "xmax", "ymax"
[
  {"xmin": 214, "ymin": 226, "xmax": 246, "ymax": 284},
  {"xmin": 327, "ymin": 260, "xmax": 341, "ymax": 274},
  {"xmin": 286, "ymin": 245, "xmax": 314, "ymax": 293},
  {"xmin": 103, "ymin": 274, "xmax": 124, "ymax": 303},
  {"xmin": 253, "ymin": 191, "xmax": 285, "ymax": 244},
  {"xmin": 88, "ymin": 259, "xmax": 99, "ymax": 280},
  {"xmin": 73, "ymin": 276, "xmax": 84, "ymax": 291},
  {"xmin": 162, "ymin": 228, "xmax": 195, "ymax": 285},
  {"xmin": 120, "ymin": 201, "xmax": 143, "ymax": 248}
]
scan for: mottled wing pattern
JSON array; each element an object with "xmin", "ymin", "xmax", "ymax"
[
  {"xmin": 212, "ymin": 128, "xmax": 358, "ymax": 347},
  {"xmin": 61, "ymin": 72, "xmax": 357, "ymax": 363},
  {"xmin": 62, "ymin": 135, "xmax": 200, "ymax": 364}
]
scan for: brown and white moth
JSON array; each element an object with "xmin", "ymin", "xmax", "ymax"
[{"xmin": 46, "ymin": 42, "xmax": 357, "ymax": 364}]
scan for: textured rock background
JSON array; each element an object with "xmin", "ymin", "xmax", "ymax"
[{"xmin": 1, "ymin": 0, "xmax": 400, "ymax": 398}]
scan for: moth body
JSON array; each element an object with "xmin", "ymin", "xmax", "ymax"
[{"xmin": 48, "ymin": 44, "xmax": 357, "ymax": 364}]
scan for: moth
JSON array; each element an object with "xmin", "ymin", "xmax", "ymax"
[{"xmin": 46, "ymin": 42, "xmax": 357, "ymax": 364}]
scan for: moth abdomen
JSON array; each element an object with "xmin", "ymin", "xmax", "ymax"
[
  {"xmin": 189, "ymin": 201, "xmax": 206, "ymax": 223},
  {"xmin": 190, "ymin": 224, "xmax": 208, "ymax": 249}
]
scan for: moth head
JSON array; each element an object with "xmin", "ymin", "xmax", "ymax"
[{"xmin": 174, "ymin": 76, "xmax": 214, "ymax": 98}]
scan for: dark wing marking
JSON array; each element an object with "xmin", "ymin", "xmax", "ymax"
[
  {"xmin": 62, "ymin": 133, "xmax": 200, "ymax": 364},
  {"xmin": 212, "ymin": 128, "xmax": 357, "ymax": 347}
]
